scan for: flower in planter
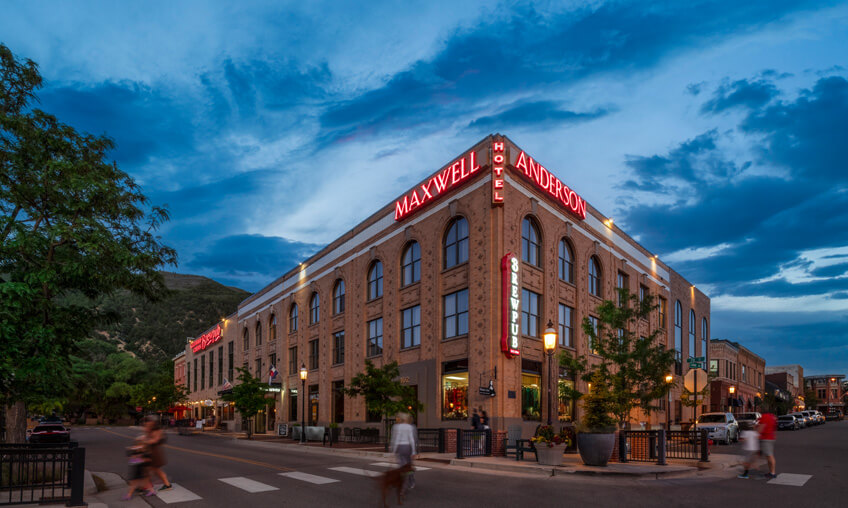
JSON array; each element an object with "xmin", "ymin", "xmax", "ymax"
[{"xmin": 530, "ymin": 426, "xmax": 573, "ymax": 448}]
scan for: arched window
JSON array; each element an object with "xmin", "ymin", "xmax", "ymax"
[
  {"xmin": 368, "ymin": 260, "xmax": 383, "ymax": 300},
  {"xmin": 443, "ymin": 217, "xmax": 469, "ymax": 269},
  {"xmin": 701, "ymin": 317, "xmax": 708, "ymax": 361},
  {"xmin": 333, "ymin": 279, "xmax": 345, "ymax": 315},
  {"xmin": 521, "ymin": 217, "xmax": 541, "ymax": 267},
  {"xmin": 688, "ymin": 310, "xmax": 696, "ymax": 359},
  {"xmin": 558, "ymin": 239, "xmax": 574, "ymax": 283},
  {"xmin": 242, "ymin": 328, "xmax": 249, "ymax": 351},
  {"xmin": 255, "ymin": 321, "xmax": 262, "ymax": 346},
  {"xmin": 401, "ymin": 241, "xmax": 421, "ymax": 286},
  {"xmin": 588, "ymin": 256, "xmax": 602, "ymax": 297},
  {"xmin": 289, "ymin": 303, "xmax": 298, "ymax": 333},
  {"xmin": 269, "ymin": 314, "xmax": 277, "ymax": 342},
  {"xmin": 674, "ymin": 301, "xmax": 683, "ymax": 371},
  {"xmin": 310, "ymin": 292, "xmax": 320, "ymax": 325}
]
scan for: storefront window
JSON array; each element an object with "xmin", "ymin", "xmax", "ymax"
[
  {"xmin": 442, "ymin": 359, "xmax": 469, "ymax": 420},
  {"xmin": 522, "ymin": 360, "xmax": 542, "ymax": 421},
  {"xmin": 558, "ymin": 368, "xmax": 575, "ymax": 423},
  {"xmin": 309, "ymin": 384, "xmax": 319, "ymax": 425}
]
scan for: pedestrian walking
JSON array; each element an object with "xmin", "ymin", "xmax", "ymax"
[
  {"xmin": 758, "ymin": 412, "xmax": 778, "ymax": 479},
  {"xmin": 480, "ymin": 409, "xmax": 490, "ymax": 430},
  {"xmin": 143, "ymin": 415, "xmax": 173, "ymax": 490},
  {"xmin": 122, "ymin": 438, "xmax": 156, "ymax": 500},
  {"xmin": 737, "ymin": 421, "xmax": 759, "ymax": 479},
  {"xmin": 470, "ymin": 408, "xmax": 480, "ymax": 430},
  {"xmin": 390, "ymin": 412, "xmax": 418, "ymax": 491}
]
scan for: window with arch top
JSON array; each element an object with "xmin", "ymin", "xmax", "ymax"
[
  {"xmin": 333, "ymin": 279, "xmax": 345, "ymax": 315},
  {"xmin": 368, "ymin": 260, "xmax": 383, "ymax": 300},
  {"xmin": 289, "ymin": 303, "xmax": 298, "ymax": 333},
  {"xmin": 269, "ymin": 314, "xmax": 277, "ymax": 341},
  {"xmin": 701, "ymin": 317, "xmax": 708, "ymax": 361},
  {"xmin": 588, "ymin": 256, "xmax": 602, "ymax": 297},
  {"xmin": 443, "ymin": 217, "xmax": 469, "ymax": 269},
  {"xmin": 521, "ymin": 217, "xmax": 541, "ymax": 267},
  {"xmin": 255, "ymin": 321, "xmax": 262, "ymax": 346},
  {"xmin": 309, "ymin": 292, "xmax": 320, "ymax": 325},
  {"xmin": 558, "ymin": 238, "xmax": 574, "ymax": 283},
  {"xmin": 242, "ymin": 328, "xmax": 249, "ymax": 351},
  {"xmin": 674, "ymin": 300, "xmax": 683, "ymax": 373},
  {"xmin": 688, "ymin": 309, "xmax": 696, "ymax": 358},
  {"xmin": 401, "ymin": 241, "xmax": 421, "ymax": 286}
]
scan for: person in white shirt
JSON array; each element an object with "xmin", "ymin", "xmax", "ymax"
[
  {"xmin": 390, "ymin": 413, "xmax": 418, "ymax": 489},
  {"xmin": 738, "ymin": 422, "xmax": 760, "ymax": 479}
]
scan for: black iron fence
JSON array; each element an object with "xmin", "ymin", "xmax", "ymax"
[
  {"xmin": 417, "ymin": 428, "xmax": 445, "ymax": 453},
  {"xmin": 456, "ymin": 429, "xmax": 491, "ymax": 458},
  {"xmin": 0, "ymin": 442, "xmax": 85, "ymax": 506},
  {"xmin": 619, "ymin": 429, "xmax": 708, "ymax": 465}
]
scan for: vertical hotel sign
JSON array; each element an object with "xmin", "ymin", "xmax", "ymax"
[
  {"xmin": 492, "ymin": 140, "xmax": 505, "ymax": 204},
  {"xmin": 501, "ymin": 253, "xmax": 520, "ymax": 358}
]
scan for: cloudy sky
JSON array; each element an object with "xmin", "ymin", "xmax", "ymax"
[{"xmin": 3, "ymin": 0, "xmax": 847, "ymax": 374}]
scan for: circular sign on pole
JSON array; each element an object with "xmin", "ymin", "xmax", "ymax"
[
  {"xmin": 203, "ymin": 399, "xmax": 214, "ymax": 407},
  {"xmin": 683, "ymin": 368, "xmax": 709, "ymax": 396}
]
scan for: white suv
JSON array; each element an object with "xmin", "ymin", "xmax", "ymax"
[{"xmin": 695, "ymin": 412, "xmax": 739, "ymax": 445}]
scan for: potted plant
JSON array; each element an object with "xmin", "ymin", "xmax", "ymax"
[
  {"xmin": 328, "ymin": 422, "xmax": 340, "ymax": 444},
  {"xmin": 530, "ymin": 426, "xmax": 572, "ymax": 466},
  {"xmin": 575, "ymin": 372, "xmax": 618, "ymax": 466}
]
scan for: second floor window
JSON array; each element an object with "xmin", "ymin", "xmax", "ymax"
[
  {"xmin": 333, "ymin": 331, "xmax": 345, "ymax": 365},
  {"xmin": 402, "ymin": 305, "xmax": 421, "ymax": 348},
  {"xmin": 688, "ymin": 310, "xmax": 696, "ymax": 358},
  {"xmin": 368, "ymin": 261, "xmax": 383, "ymax": 300},
  {"xmin": 588, "ymin": 257, "xmax": 602, "ymax": 297},
  {"xmin": 521, "ymin": 217, "xmax": 541, "ymax": 267},
  {"xmin": 269, "ymin": 314, "xmax": 277, "ymax": 341},
  {"xmin": 367, "ymin": 318, "xmax": 383, "ymax": 357},
  {"xmin": 444, "ymin": 217, "xmax": 469, "ymax": 269},
  {"xmin": 289, "ymin": 303, "xmax": 298, "ymax": 333},
  {"xmin": 310, "ymin": 292, "xmax": 320, "ymax": 325},
  {"xmin": 443, "ymin": 289, "xmax": 469, "ymax": 339},
  {"xmin": 255, "ymin": 322, "xmax": 262, "ymax": 346},
  {"xmin": 558, "ymin": 239, "xmax": 574, "ymax": 283},
  {"xmin": 242, "ymin": 328, "xmax": 249, "ymax": 351},
  {"xmin": 401, "ymin": 241, "xmax": 421, "ymax": 286},
  {"xmin": 333, "ymin": 279, "xmax": 345, "ymax": 314},
  {"xmin": 617, "ymin": 271, "xmax": 629, "ymax": 306},
  {"xmin": 521, "ymin": 288, "xmax": 540, "ymax": 337},
  {"xmin": 558, "ymin": 303, "xmax": 573, "ymax": 348},
  {"xmin": 658, "ymin": 297, "xmax": 667, "ymax": 328}
]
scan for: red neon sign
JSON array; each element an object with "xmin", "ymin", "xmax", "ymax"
[
  {"xmin": 191, "ymin": 325, "xmax": 222, "ymax": 353},
  {"xmin": 492, "ymin": 141, "xmax": 504, "ymax": 204},
  {"xmin": 394, "ymin": 150, "xmax": 481, "ymax": 221},
  {"xmin": 501, "ymin": 253, "xmax": 520, "ymax": 358},
  {"xmin": 514, "ymin": 151, "xmax": 587, "ymax": 220}
]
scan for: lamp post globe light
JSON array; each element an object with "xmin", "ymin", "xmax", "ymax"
[
  {"xmin": 299, "ymin": 364, "xmax": 308, "ymax": 443},
  {"xmin": 665, "ymin": 374, "xmax": 673, "ymax": 430},
  {"xmin": 542, "ymin": 321, "xmax": 557, "ymax": 426}
]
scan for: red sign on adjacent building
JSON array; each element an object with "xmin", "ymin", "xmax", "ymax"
[
  {"xmin": 394, "ymin": 150, "xmax": 481, "ymax": 221},
  {"xmin": 190, "ymin": 325, "xmax": 222, "ymax": 353},
  {"xmin": 501, "ymin": 253, "xmax": 520, "ymax": 358}
]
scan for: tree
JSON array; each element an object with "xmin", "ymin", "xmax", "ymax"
[
  {"xmin": 342, "ymin": 359, "xmax": 422, "ymax": 450},
  {"xmin": 222, "ymin": 367, "xmax": 267, "ymax": 439},
  {"xmin": 0, "ymin": 44, "xmax": 176, "ymax": 441},
  {"xmin": 560, "ymin": 289, "xmax": 676, "ymax": 428},
  {"xmin": 804, "ymin": 389, "xmax": 819, "ymax": 411}
]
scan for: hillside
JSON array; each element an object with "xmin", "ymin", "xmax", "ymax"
[{"xmin": 94, "ymin": 271, "xmax": 250, "ymax": 361}]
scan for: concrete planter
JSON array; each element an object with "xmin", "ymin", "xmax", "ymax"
[
  {"xmin": 576, "ymin": 432, "xmax": 615, "ymax": 467},
  {"xmin": 535, "ymin": 443, "xmax": 566, "ymax": 466}
]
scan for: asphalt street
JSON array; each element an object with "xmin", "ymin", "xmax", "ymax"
[{"xmin": 74, "ymin": 420, "xmax": 848, "ymax": 507}]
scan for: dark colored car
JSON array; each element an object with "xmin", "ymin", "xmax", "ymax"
[
  {"xmin": 778, "ymin": 415, "xmax": 799, "ymax": 430},
  {"xmin": 39, "ymin": 416, "xmax": 63, "ymax": 424},
  {"xmin": 29, "ymin": 424, "xmax": 71, "ymax": 444}
]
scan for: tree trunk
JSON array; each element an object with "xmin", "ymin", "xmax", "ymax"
[{"xmin": 4, "ymin": 401, "xmax": 27, "ymax": 443}]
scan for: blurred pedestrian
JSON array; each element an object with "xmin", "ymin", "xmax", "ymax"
[
  {"xmin": 470, "ymin": 408, "xmax": 480, "ymax": 430},
  {"xmin": 122, "ymin": 438, "xmax": 155, "ymax": 500},
  {"xmin": 758, "ymin": 412, "xmax": 778, "ymax": 479},
  {"xmin": 390, "ymin": 413, "xmax": 418, "ymax": 491},
  {"xmin": 480, "ymin": 409, "xmax": 490, "ymax": 430},
  {"xmin": 737, "ymin": 421, "xmax": 759, "ymax": 479},
  {"xmin": 143, "ymin": 415, "xmax": 173, "ymax": 490}
]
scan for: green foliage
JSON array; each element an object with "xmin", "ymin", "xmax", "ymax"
[
  {"xmin": 222, "ymin": 367, "xmax": 268, "ymax": 439},
  {"xmin": 561, "ymin": 289, "xmax": 675, "ymax": 429},
  {"xmin": 0, "ymin": 44, "xmax": 176, "ymax": 440},
  {"xmin": 762, "ymin": 392, "xmax": 792, "ymax": 416},
  {"xmin": 804, "ymin": 389, "xmax": 819, "ymax": 410}
]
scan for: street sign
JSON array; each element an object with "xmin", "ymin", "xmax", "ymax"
[
  {"xmin": 689, "ymin": 356, "xmax": 706, "ymax": 363},
  {"xmin": 688, "ymin": 362, "xmax": 703, "ymax": 369}
]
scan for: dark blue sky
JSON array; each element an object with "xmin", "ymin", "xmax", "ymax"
[{"xmin": 4, "ymin": 1, "xmax": 847, "ymax": 374}]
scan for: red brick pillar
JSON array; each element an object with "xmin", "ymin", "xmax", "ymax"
[
  {"xmin": 492, "ymin": 431, "xmax": 507, "ymax": 456},
  {"xmin": 609, "ymin": 430, "xmax": 620, "ymax": 463},
  {"xmin": 444, "ymin": 429, "xmax": 458, "ymax": 454}
]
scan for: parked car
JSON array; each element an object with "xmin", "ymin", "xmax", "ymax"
[
  {"xmin": 736, "ymin": 412, "xmax": 761, "ymax": 427},
  {"xmin": 28, "ymin": 424, "xmax": 71, "ymax": 444},
  {"xmin": 813, "ymin": 411, "xmax": 826, "ymax": 424},
  {"xmin": 801, "ymin": 411, "xmax": 819, "ymax": 426},
  {"xmin": 695, "ymin": 412, "xmax": 739, "ymax": 445},
  {"xmin": 826, "ymin": 410, "xmax": 843, "ymax": 421},
  {"xmin": 789, "ymin": 412, "xmax": 809, "ymax": 428},
  {"xmin": 778, "ymin": 415, "xmax": 799, "ymax": 430},
  {"xmin": 39, "ymin": 416, "xmax": 63, "ymax": 424}
]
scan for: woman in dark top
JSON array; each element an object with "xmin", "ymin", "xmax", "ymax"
[
  {"xmin": 480, "ymin": 409, "xmax": 490, "ymax": 430},
  {"xmin": 144, "ymin": 416, "xmax": 172, "ymax": 490}
]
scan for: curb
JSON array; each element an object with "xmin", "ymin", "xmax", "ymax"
[
  {"xmin": 226, "ymin": 436, "xmax": 397, "ymax": 460},
  {"xmin": 448, "ymin": 459, "xmax": 699, "ymax": 478}
]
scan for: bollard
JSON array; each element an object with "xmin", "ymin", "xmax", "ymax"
[
  {"xmin": 699, "ymin": 429, "xmax": 709, "ymax": 462},
  {"xmin": 657, "ymin": 429, "xmax": 667, "ymax": 465},
  {"xmin": 456, "ymin": 429, "xmax": 464, "ymax": 459},
  {"xmin": 67, "ymin": 446, "xmax": 87, "ymax": 507}
]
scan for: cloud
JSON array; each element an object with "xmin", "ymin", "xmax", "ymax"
[
  {"xmin": 700, "ymin": 78, "xmax": 779, "ymax": 113},
  {"xmin": 467, "ymin": 100, "xmax": 613, "ymax": 130}
]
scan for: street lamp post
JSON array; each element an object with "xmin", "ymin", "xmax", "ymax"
[
  {"xmin": 665, "ymin": 374, "xmax": 673, "ymax": 430},
  {"xmin": 299, "ymin": 363, "xmax": 308, "ymax": 443},
  {"xmin": 543, "ymin": 321, "xmax": 557, "ymax": 426},
  {"xmin": 729, "ymin": 386, "xmax": 736, "ymax": 415}
]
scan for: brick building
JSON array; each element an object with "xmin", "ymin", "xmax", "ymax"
[
  {"xmin": 805, "ymin": 375, "xmax": 845, "ymax": 412},
  {"xmin": 181, "ymin": 134, "xmax": 710, "ymax": 434},
  {"xmin": 765, "ymin": 364, "xmax": 804, "ymax": 411},
  {"xmin": 708, "ymin": 339, "xmax": 765, "ymax": 414}
]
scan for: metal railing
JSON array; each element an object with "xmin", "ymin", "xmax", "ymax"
[
  {"xmin": 456, "ymin": 429, "xmax": 491, "ymax": 458},
  {"xmin": 417, "ymin": 428, "xmax": 445, "ymax": 453},
  {"xmin": 0, "ymin": 442, "xmax": 85, "ymax": 506},
  {"xmin": 619, "ymin": 429, "xmax": 708, "ymax": 465}
]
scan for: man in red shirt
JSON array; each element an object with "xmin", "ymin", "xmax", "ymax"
[{"xmin": 758, "ymin": 412, "xmax": 777, "ymax": 479}]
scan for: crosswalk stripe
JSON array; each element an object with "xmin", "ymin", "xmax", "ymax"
[
  {"xmin": 768, "ymin": 473, "xmax": 812, "ymax": 487},
  {"xmin": 218, "ymin": 477, "xmax": 279, "ymax": 493},
  {"xmin": 370, "ymin": 462, "xmax": 431, "ymax": 471},
  {"xmin": 328, "ymin": 466, "xmax": 382, "ymax": 477},
  {"xmin": 279, "ymin": 472, "xmax": 340, "ymax": 485},
  {"xmin": 155, "ymin": 483, "xmax": 202, "ymax": 504}
]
